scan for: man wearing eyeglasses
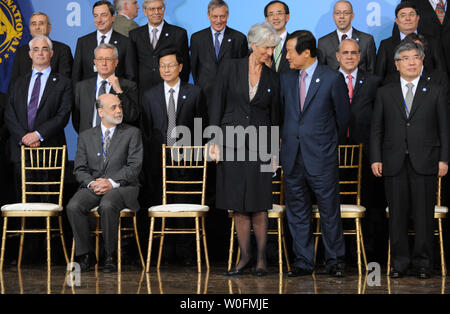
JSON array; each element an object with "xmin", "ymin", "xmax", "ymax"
[
  {"xmin": 318, "ymin": 1, "xmax": 376, "ymax": 74},
  {"xmin": 376, "ymin": 2, "xmax": 445, "ymax": 79},
  {"xmin": 72, "ymin": 43, "xmax": 139, "ymax": 134},
  {"xmin": 126, "ymin": 0, "xmax": 190, "ymax": 93},
  {"xmin": 264, "ymin": 1, "xmax": 291, "ymax": 73},
  {"xmin": 371, "ymin": 41, "xmax": 448, "ymax": 279}
]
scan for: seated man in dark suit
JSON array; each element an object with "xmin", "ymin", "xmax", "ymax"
[
  {"xmin": 73, "ymin": 0, "xmax": 131, "ymax": 86},
  {"xmin": 318, "ymin": 1, "xmax": 376, "ymax": 73},
  {"xmin": 141, "ymin": 48, "xmax": 206, "ymax": 264},
  {"xmin": 67, "ymin": 93, "xmax": 143, "ymax": 273},
  {"xmin": 375, "ymin": 1, "xmax": 446, "ymax": 79},
  {"xmin": 10, "ymin": 11, "xmax": 73, "ymax": 88},
  {"xmin": 72, "ymin": 43, "xmax": 139, "ymax": 134},
  {"xmin": 126, "ymin": 0, "xmax": 190, "ymax": 92}
]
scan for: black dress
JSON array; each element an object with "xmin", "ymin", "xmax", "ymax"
[{"xmin": 209, "ymin": 57, "xmax": 280, "ymax": 212}]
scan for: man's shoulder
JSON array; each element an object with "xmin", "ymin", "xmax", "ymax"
[
  {"xmin": 191, "ymin": 27, "xmax": 210, "ymax": 40},
  {"xmin": 76, "ymin": 77, "xmax": 96, "ymax": 90},
  {"xmin": 129, "ymin": 24, "xmax": 148, "ymax": 38},
  {"xmin": 77, "ymin": 31, "xmax": 96, "ymax": 43},
  {"xmin": 318, "ymin": 30, "xmax": 336, "ymax": 44},
  {"xmin": 117, "ymin": 123, "xmax": 141, "ymax": 136},
  {"xmin": 163, "ymin": 21, "xmax": 187, "ymax": 34},
  {"xmin": 225, "ymin": 26, "xmax": 246, "ymax": 39},
  {"xmin": 353, "ymin": 28, "xmax": 374, "ymax": 41}
]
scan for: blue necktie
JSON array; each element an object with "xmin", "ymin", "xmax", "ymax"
[
  {"xmin": 214, "ymin": 32, "xmax": 221, "ymax": 61},
  {"xmin": 28, "ymin": 72, "xmax": 43, "ymax": 130}
]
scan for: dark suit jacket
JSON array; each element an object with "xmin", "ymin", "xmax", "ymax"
[
  {"xmin": 72, "ymin": 76, "xmax": 139, "ymax": 133},
  {"xmin": 127, "ymin": 22, "xmax": 190, "ymax": 92},
  {"xmin": 271, "ymin": 34, "xmax": 290, "ymax": 74},
  {"xmin": 339, "ymin": 69, "xmax": 382, "ymax": 153},
  {"xmin": 318, "ymin": 28, "xmax": 376, "ymax": 73},
  {"xmin": 375, "ymin": 29, "xmax": 446, "ymax": 78},
  {"xmin": 400, "ymin": 0, "xmax": 450, "ymax": 73},
  {"xmin": 10, "ymin": 40, "xmax": 73, "ymax": 88},
  {"xmin": 74, "ymin": 123, "xmax": 143, "ymax": 210},
  {"xmin": 141, "ymin": 81, "xmax": 206, "ymax": 175},
  {"xmin": 190, "ymin": 26, "xmax": 248, "ymax": 106},
  {"xmin": 4, "ymin": 71, "xmax": 73, "ymax": 163},
  {"xmin": 72, "ymin": 30, "xmax": 131, "ymax": 85},
  {"xmin": 280, "ymin": 63, "xmax": 350, "ymax": 176},
  {"xmin": 370, "ymin": 76, "xmax": 448, "ymax": 176},
  {"xmin": 0, "ymin": 92, "xmax": 7, "ymax": 149}
]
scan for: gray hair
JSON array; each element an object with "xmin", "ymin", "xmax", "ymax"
[
  {"xmin": 143, "ymin": 0, "xmax": 165, "ymax": 9},
  {"xmin": 114, "ymin": 0, "xmax": 127, "ymax": 13},
  {"xmin": 208, "ymin": 0, "xmax": 229, "ymax": 13},
  {"xmin": 29, "ymin": 35, "xmax": 53, "ymax": 50},
  {"xmin": 394, "ymin": 41, "xmax": 424, "ymax": 61},
  {"xmin": 30, "ymin": 11, "xmax": 51, "ymax": 25},
  {"xmin": 336, "ymin": 38, "xmax": 360, "ymax": 52},
  {"xmin": 94, "ymin": 43, "xmax": 119, "ymax": 59},
  {"xmin": 248, "ymin": 22, "xmax": 280, "ymax": 49}
]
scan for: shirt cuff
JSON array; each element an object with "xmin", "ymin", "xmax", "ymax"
[
  {"xmin": 108, "ymin": 179, "xmax": 120, "ymax": 189},
  {"xmin": 35, "ymin": 131, "xmax": 44, "ymax": 142}
]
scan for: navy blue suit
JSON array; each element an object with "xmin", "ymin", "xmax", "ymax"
[{"xmin": 280, "ymin": 63, "xmax": 350, "ymax": 271}]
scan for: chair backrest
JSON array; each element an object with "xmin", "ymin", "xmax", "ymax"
[
  {"xmin": 162, "ymin": 145, "xmax": 208, "ymax": 206},
  {"xmin": 338, "ymin": 144, "xmax": 363, "ymax": 206},
  {"xmin": 272, "ymin": 166, "xmax": 284, "ymax": 205},
  {"xmin": 21, "ymin": 145, "xmax": 66, "ymax": 206}
]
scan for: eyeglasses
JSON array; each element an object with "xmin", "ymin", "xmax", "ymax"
[
  {"xmin": 398, "ymin": 12, "xmax": 417, "ymax": 19},
  {"xmin": 396, "ymin": 55, "xmax": 421, "ymax": 62},
  {"xmin": 146, "ymin": 6, "xmax": 165, "ymax": 12},
  {"xmin": 95, "ymin": 57, "xmax": 116, "ymax": 63},
  {"xmin": 334, "ymin": 10, "xmax": 353, "ymax": 16},
  {"xmin": 159, "ymin": 63, "xmax": 179, "ymax": 69},
  {"xmin": 267, "ymin": 11, "xmax": 286, "ymax": 18}
]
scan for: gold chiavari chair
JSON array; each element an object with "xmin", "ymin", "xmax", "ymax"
[
  {"xmin": 146, "ymin": 145, "xmax": 210, "ymax": 273},
  {"xmin": 386, "ymin": 177, "xmax": 447, "ymax": 276},
  {"xmin": 313, "ymin": 144, "xmax": 368, "ymax": 275},
  {"xmin": 0, "ymin": 146, "xmax": 69, "ymax": 272},
  {"xmin": 227, "ymin": 166, "xmax": 291, "ymax": 274}
]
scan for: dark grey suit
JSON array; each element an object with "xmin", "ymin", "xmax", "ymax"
[
  {"xmin": 67, "ymin": 124, "xmax": 143, "ymax": 256},
  {"xmin": 318, "ymin": 28, "xmax": 376, "ymax": 73}
]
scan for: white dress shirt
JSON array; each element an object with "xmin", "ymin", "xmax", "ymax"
[
  {"xmin": 27, "ymin": 66, "xmax": 51, "ymax": 141},
  {"xmin": 92, "ymin": 75, "xmax": 113, "ymax": 127},
  {"xmin": 164, "ymin": 79, "xmax": 181, "ymax": 112},
  {"xmin": 429, "ymin": 0, "xmax": 447, "ymax": 11},
  {"xmin": 97, "ymin": 28, "xmax": 113, "ymax": 45},
  {"xmin": 339, "ymin": 68, "xmax": 358, "ymax": 90},
  {"xmin": 400, "ymin": 75, "xmax": 421, "ymax": 100},
  {"xmin": 337, "ymin": 27, "xmax": 353, "ymax": 42},
  {"xmin": 148, "ymin": 21, "xmax": 165, "ymax": 43},
  {"xmin": 211, "ymin": 27, "xmax": 225, "ymax": 46}
]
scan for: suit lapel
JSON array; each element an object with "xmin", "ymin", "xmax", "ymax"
[
  {"xmin": 92, "ymin": 126, "xmax": 104, "ymax": 169},
  {"xmin": 302, "ymin": 65, "xmax": 323, "ymax": 113},
  {"xmin": 36, "ymin": 72, "xmax": 58, "ymax": 115},
  {"xmin": 251, "ymin": 65, "xmax": 269, "ymax": 104},
  {"xmin": 104, "ymin": 124, "xmax": 123, "ymax": 168},
  {"xmin": 218, "ymin": 28, "xmax": 232, "ymax": 61},
  {"xmin": 176, "ymin": 83, "xmax": 188, "ymax": 120},
  {"xmin": 157, "ymin": 84, "xmax": 168, "ymax": 131},
  {"xmin": 240, "ymin": 58, "xmax": 250, "ymax": 104},
  {"xmin": 87, "ymin": 78, "xmax": 97, "ymax": 122},
  {"xmin": 141, "ymin": 25, "xmax": 153, "ymax": 52},
  {"xmin": 204, "ymin": 28, "xmax": 217, "ymax": 62},
  {"xmin": 20, "ymin": 73, "xmax": 32, "ymax": 130},
  {"xmin": 392, "ymin": 82, "xmax": 408, "ymax": 121},
  {"xmin": 409, "ymin": 77, "xmax": 428, "ymax": 118},
  {"xmin": 353, "ymin": 70, "xmax": 365, "ymax": 96},
  {"xmin": 110, "ymin": 31, "xmax": 121, "ymax": 47},
  {"xmin": 155, "ymin": 21, "xmax": 170, "ymax": 51}
]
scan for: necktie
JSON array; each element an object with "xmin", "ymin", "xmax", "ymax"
[
  {"xmin": 28, "ymin": 72, "xmax": 43, "ymax": 130},
  {"xmin": 100, "ymin": 35, "xmax": 106, "ymax": 44},
  {"xmin": 341, "ymin": 34, "xmax": 348, "ymax": 41},
  {"xmin": 95, "ymin": 80, "xmax": 108, "ymax": 127},
  {"xmin": 436, "ymin": 1, "xmax": 445, "ymax": 24},
  {"xmin": 103, "ymin": 129, "xmax": 111, "ymax": 162},
  {"xmin": 214, "ymin": 32, "xmax": 221, "ymax": 61},
  {"xmin": 347, "ymin": 74, "xmax": 354, "ymax": 138},
  {"xmin": 405, "ymin": 83, "xmax": 414, "ymax": 117},
  {"xmin": 274, "ymin": 41, "xmax": 282, "ymax": 71},
  {"xmin": 152, "ymin": 28, "xmax": 159, "ymax": 49},
  {"xmin": 167, "ymin": 89, "xmax": 177, "ymax": 146},
  {"xmin": 299, "ymin": 71, "xmax": 307, "ymax": 112}
]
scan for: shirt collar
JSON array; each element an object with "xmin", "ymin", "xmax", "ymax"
[
  {"xmin": 32, "ymin": 66, "xmax": 51, "ymax": 76},
  {"xmin": 164, "ymin": 79, "xmax": 181, "ymax": 95},
  {"xmin": 339, "ymin": 67, "xmax": 358, "ymax": 80},
  {"xmin": 148, "ymin": 20, "xmax": 165, "ymax": 33},
  {"xmin": 97, "ymin": 28, "xmax": 113, "ymax": 41},
  {"xmin": 400, "ymin": 75, "xmax": 421, "ymax": 89},
  {"xmin": 302, "ymin": 59, "xmax": 318, "ymax": 78},
  {"xmin": 101, "ymin": 123, "xmax": 116, "ymax": 137},
  {"xmin": 336, "ymin": 27, "xmax": 353, "ymax": 41},
  {"xmin": 211, "ymin": 26, "xmax": 226, "ymax": 36},
  {"xmin": 279, "ymin": 30, "xmax": 288, "ymax": 44},
  {"xmin": 399, "ymin": 30, "xmax": 418, "ymax": 40}
]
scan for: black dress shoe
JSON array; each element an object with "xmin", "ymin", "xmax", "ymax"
[
  {"xmin": 224, "ymin": 260, "xmax": 253, "ymax": 276},
  {"xmin": 389, "ymin": 270, "xmax": 404, "ymax": 278},
  {"xmin": 77, "ymin": 252, "xmax": 97, "ymax": 273},
  {"xmin": 328, "ymin": 263, "xmax": 345, "ymax": 278},
  {"xmin": 253, "ymin": 268, "xmax": 269, "ymax": 277},
  {"xmin": 103, "ymin": 255, "xmax": 117, "ymax": 273},
  {"xmin": 287, "ymin": 266, "xmax": 313, "ymax": 277},
  {"xmin": 417, "ymin": 268, "xmax": 431, "ymax": 279}
]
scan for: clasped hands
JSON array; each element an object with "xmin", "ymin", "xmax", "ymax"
[
  {"xmin": 371, "ymin": 161, "xmax": 448, "ymax": 178},
  {"xmin": 22, "ymin": 132, "xmax": 40, "ymax": 147},
  {"xmin": 90, "ymin": 178, "xmax": 113, "ymax": 195}
]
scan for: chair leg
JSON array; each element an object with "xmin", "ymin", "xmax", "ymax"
[
  {"xmin": 46, "ymin": 217, "xmax": 51, "ymax": 273},
  {"xmin": 438, "ymin": 218, "xmax": 447, "ymax": 276},
  {"xmin": 58, "ymin": 216, "xmax": 69, "ymax": 265},
  {"xmin": 355, "ymin": 218, "xmax": 362, "ymax": 276},
  {"xmin": 18, "ymin": 217, "xmax": 25, "ymax": 269},
  {"xmin": 156, "ymin": 218, "xmax": 166, "ymax": 269},
  {"xmin": 70, "ymin": 238, "xmax": 75, "ymax": 263},
  {"xmin": 146, "ymin": 217, "xmax": 155, "ymax": 273},
  {"xmin": 195, "ymin": 217, "xmax": 202, "ymax": 273},
  {"xmin": 227, "ymin": 215, "xmax": 235, "ymax": 271},
  {"xmin": 281, "ymin": 218, "xmax": 291, "ymax": 272},
  {"xmin": 387, "ymin": 238, "xmax": 391, "ymax": 276},
  {"xmin": 359, "ymin": 223, "xmax": 368, "ymax": 270},
  {"xmin": 133, "ymin": 216, "xmax": 145, "ymax": 270},
  {"xmin": 0, "ymin": 217, "xmax": 8, "ymax": 271},
  {"xmin": 277, "ymin": 217, "xmax": 283, "ymax": 275},
  {"xmin": 95, "ymin": 217, "xmax": 100, "ymax": 272},
  {"xmin": 118, "ymin": 218, "xmax": 122, "ymax": 273},
  {"xmin": 201, "ymin": 217, "xmax": 210, "ymax": 270},
  {"xmin": 313, "ymin": 218, "xmax": 320, "ymax": 264}
]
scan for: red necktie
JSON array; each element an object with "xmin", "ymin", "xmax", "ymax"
[
  {"xmin": 347, "ymin": 74, "xmax": 353, "ymax": 138},
  {"xmin": 341, "ymin": 34, "xmax": 348, "ymax": 41},
  {"xmin": 436, "ymin": 1, "xmax": 445, "ymax": 24}
]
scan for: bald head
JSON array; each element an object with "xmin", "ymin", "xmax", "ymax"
[{"xmin": 96, "ymin": 94, "xmax": 123, "ymax": 128}]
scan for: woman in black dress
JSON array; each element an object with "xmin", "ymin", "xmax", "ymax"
[{"xmin": 209, "ymin": 22, "xmax": 280, "ymax": 276}]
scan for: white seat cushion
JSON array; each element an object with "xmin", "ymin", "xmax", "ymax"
[
  {"xmin": 313, "ymin": 204, "xmax": 365, "ymax": 213},
  {"xmin": 269, "ymin": 204, "xmax": 285, "ymax": 213},
  {"xmin": 149, "ymin": 204, "xmax": 209, "ymax": 212},
  {"xmin": 1, "ymin": 203, "xmax": 62, "ymax": 212},
  {"xmin": 386, "ymin": 206, "xmax": 448, "ymax": 214},
  {"xmin": 90, "ymin": 206, "xmax": 133, "ymax": 213}
]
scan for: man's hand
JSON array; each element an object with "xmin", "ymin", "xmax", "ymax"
[
  {"xmin": 90, "ymin": 178, "xmax": 113, "ymax": 195},
  {"xmin": 107, "ymin": 75, "xmax": 123, "ymax": 94},
  {"xmin": 22, "ymin": 132, "xmax": 40, "ymax": 147},
  {"xmin": 209, "ymin": 144, "xmax": 220, "ymax": 164},
  {"xmin": 371, "ymin": 162, "xmax": 383, "ymax": 177},
  {"xmin": 438, "ymin": 161, "xmax": 448, "ymax": 178}
]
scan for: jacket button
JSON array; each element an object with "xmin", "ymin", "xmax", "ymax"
[{"xmin": 406, "ymin": 123, "xmax": 411, "ymax": 127}]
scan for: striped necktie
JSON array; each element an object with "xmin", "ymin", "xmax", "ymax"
[
  {"xmin": 436, "ymin": 1, "xmax": 445, "ymax": 24},
  {"xmin": 28, "ymin": 72, "xmax": 43, "ymax": 130}
]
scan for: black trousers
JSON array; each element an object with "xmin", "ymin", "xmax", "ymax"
[{"xmin": 384, "ymin": 156, "xmax": 436, "ymax": 272}]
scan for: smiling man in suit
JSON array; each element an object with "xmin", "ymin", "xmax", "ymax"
[
  {"xmin": 127, "ymin": 0, "xmax": 190, "ymax": 93},
  {"xmin": 190, "ymin": 0, "xmax": 248, "ymax": 107},
  {"xmin": 72, "ymin": 0, "xmax": 131, "ymax": 86},
  {"xmin": 371, "ymin": 41, "xmax": 448, "ymax": 279},
  {"xmin": 10, "ymin": 12, "xmax": 73, "ymax": 88},
  {"xmin": 280, "ymin": 30, "xmax": 350, "ymax": 278},
  {"xmin": 318, "ymin": 1, "xmax": 376, "ymax": 74},
  {"xmin": 72, "ymin": 43, "xmax": 139, "ymax": 134},
  {"xmin": 67, "ymin": 93, "xmax": 143, "ymax": 273},
  {"xmin": 264, "ymin": 1, "xmax": 291, "ymax": 73}
]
